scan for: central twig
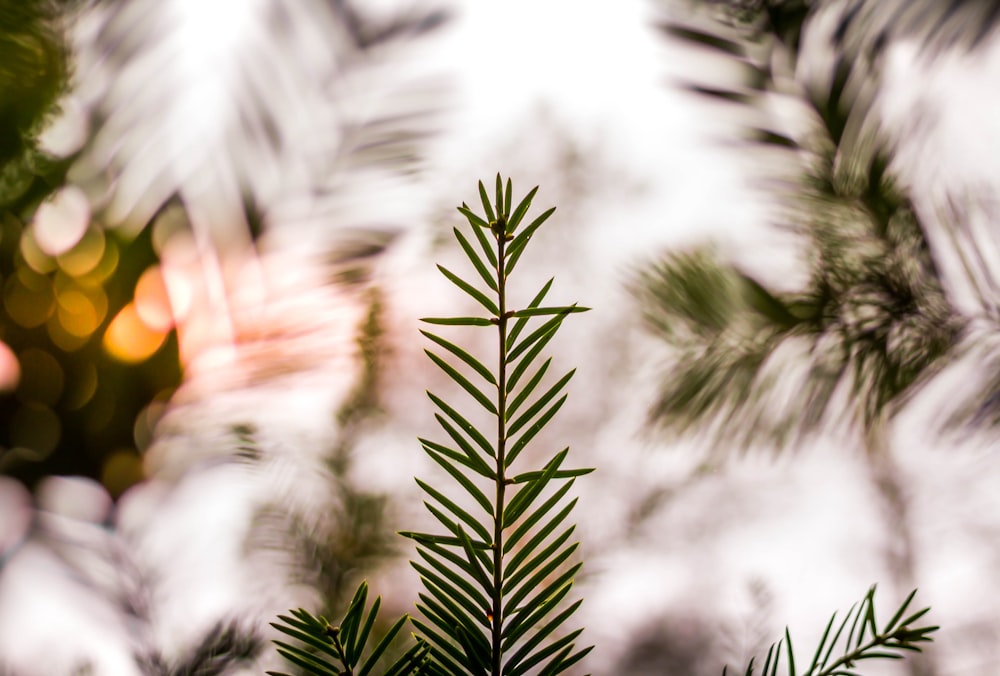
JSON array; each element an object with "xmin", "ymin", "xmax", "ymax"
[{"xmin": 492, "ymin": 223, "xmax": 507, "ymax": 676}]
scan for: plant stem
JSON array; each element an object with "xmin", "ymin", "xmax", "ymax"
[
  {"xmin": 817, "ymin": 632, "xmax": 900, "ymax": 676},
  {"xmin": 492, "ymin": 229, "xmax": 507, "ymax": 676},
  {"xmin": 331, "ymin": 631, "xmax": 353, "ymax": 676}
]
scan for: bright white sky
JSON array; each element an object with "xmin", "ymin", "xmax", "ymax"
[
  {"xmin": 439, "ymin": 0, "xmax": 677, "ymax": 152},
  {"xmin": 419, "ymin": 0, "xmax": 774, "ymax": 277}
]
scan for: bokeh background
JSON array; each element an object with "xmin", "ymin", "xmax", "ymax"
[{"xmin": 2, "ymin": 0, "xmax": 1000, "ymax": 674}]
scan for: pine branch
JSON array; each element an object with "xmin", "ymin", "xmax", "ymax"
[
  {"xmin": 273, "ymin": 177, "xmax": 592, "ymax": 675},
  {"xmin": 269, "ymin": 581, "xmax": 429, "ymax": 676},
  {"xmin": 407, "ymin": 176, "xmax": 592, "ymax": 675},
  {"xmin": 646, "ymin": 0, "xmax": 967, "ymax": 445},
  {"xmin": 725, "ymin": 586, "xmax": 938, "ymax": 676}
]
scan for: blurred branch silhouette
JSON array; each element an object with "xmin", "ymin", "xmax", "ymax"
[
  {"xmin": 0, "ymin": 2, "xmax": 450, "ymax": 673},
  {"xmin": 0, "ymin": 0, "xmax": 449, "ymax": 496},
  {"xmin": 642, "ymin": 2, "xmax": 1000, "ymax": 672}
]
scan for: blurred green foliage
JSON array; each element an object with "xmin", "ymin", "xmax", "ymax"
[{"xmin": 0, "ymin": 0, "xmax": 181, "ymax": 495}]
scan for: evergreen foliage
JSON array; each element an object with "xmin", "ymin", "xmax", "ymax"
[
  {"xmin": 269, "ymin": 582, "xmax": 429, "ymax": 676},
  {"xmin": 272, "ymin": 177, "xmax": 593, "ymax": 675},
  {"xmin": 637, "ymin": 2, "xmax": 982, "ymax": 673},
  {"xmin": 646, "ymin": 0, "xmax": 973, "ymax": 445},
  {"xmin": 726, "ymin": 587, "xmax": 937, "ymax": 676}
]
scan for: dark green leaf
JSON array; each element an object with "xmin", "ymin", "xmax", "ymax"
[
  {"xmin": 503, "ymin": 543, "xmax": 578, "ymax": 616},
  {"xmin": 412, "ymin": 562, "xmax": 491, "ymax": 631},
  {"xmin": 547, "ymin": 644, "xmax": 593, "ymax": 675},
  {"xmin": 505, "ymin": 498, "xmax": 578, "ymax": 578},
  {"xmin": 884, "ymin": 589, "xmax": 917, "ymax": 633},
  {"xmin": 418, "ymin": 587, "xmax": 487, "ymax": 661},
  {"xmin": 505, "ymin": 480, "xmax": 575, "ymax": 552},
  {"xmin": 505, "ymin": 207, "xmax": 556, "ymax": 275},
  {"xmin": 509, "ymin": 468, "xmax": 593, "ymax": 483},
  {"xmin": 658, "ymin": 23, "xmax": 745, "ymax": 56},
  {"xmin": 846, "ymin": 595, "xmax": 865, "ymax": 650},
  {"xmin": 503, "ymin": 525, "xmax": 575, "ymax": 595},
  {"xmin": 898, "ymin": 607, "xmax": 931, "ymax": 628},
  {"xmin": 358, "ymin": 614, "xmax": 411, "ymax": 676},
  {"xmin": 495, "ymin": 173, "xmax": 504, "ymax": 221},
  {"xmin": 506, "ymin": 278, "xmax": 554, "ymax": 352},
  {"xmin": 411, "ymin": 615, "xmax": 473, "ymax": 673},
  {"xmin": 416, "ymin": 539, "xmax": 494, "ymax": 596},
  {"xmin": 785, "ymin": 627, "xmax": 795, "ymax": 676},
  {"xmin": 467, "ymin": 209, "xmax": 499, "ymax": 268},
  {"xmin": 427, "ymin": 392, "xmax": 494, "ymax": 458},
  {"xmin": 422, "ymin": 443, "xmax": 493, "ymax": 515},
  {"xmin": 684, "ymin": 83, "xmax": 753, "ymax": 103},
  {"xmin": 864, "ymin": 652, "xmax": 905, "ymax": 659},
  {"xmin": 762, "ymin": 642, "xmax": 775, "ymax": 676},
  {"xmin": 414, "ymin": 549, "xmax": 490, "ymax": 611},
  {"xmin": 506, "ymin": 323, "xmax": 559, "ymax": 395},
  {"xmin": 430, "ymin": 415, "xmax": 494, "ymax": 474},
  {"xmin": 453, "ymin": 227, "xmax": 498, "ymax": 292},
  {"xmin": 508, "ymin": 369, "xmax": 575, "ymax": 437},
  {"xmin": 508, "ymin": 630, "xmax": 580, "ymax": 676},
  {"xmin": 507, "ymin": 185, "xmax": 538, "ymax": 232},
  {"xmin": 507, "ymin": 396, "xmax": 567, "ymax": 467},
  {"xmin": 510, "ymin": 306, "xmax": 590, "ymax": 318},
  {"xmin": 380, "ymin": 639, "xmax": 430, "ymax": 676},
  {"xmin": 507, "ymin": 571, "xmax": 580, "ymax": 641},
  {"xmin": 456, "ymin": 623, "xmax": 491, "ymax": 673},
  {"xmin": 501, "ymin": 578, "xmax": 573, "ymax": 647},
  {"xmin": 398, "ymin": 530, "xmax": 490, "ymax": 550},
  {"xmin": 753, "ymin": 127, "xmax": 799, "ymax": 148},
  {"xmin": 425, "ymin": 350, "xmax": 497, "ymax": 415},
  {"xmin": 420, "ymin": 437, "xmax": 493, "ymax": 480},
  {"xmin": 349, "ymin": 596, "xmax": 380, "ymax": 665},
  {"xmin": 504, "ymin": 616, "xmax": 582, "ymax": 676},
  {"xmin": 864, "ymin": 593, "xmax": 878, "ymax": 645},
  {"xmin": 436, "ymin": 264, "xmax": 500, "ymax": 316},
  {"xmin": 421, "ymin": 316, "xmax": 492, "ymax": 326},
  {"xmin": 340, "ymin": 581, "xmax": 369, "ymax": 659},
  {"xmin": 458, "ymin": 203, "xmax": 489, "ymax": 228},
  {"xmin": 478, "ymin": 180, "xmax": 495, "ymax": 223},
  {"xmin": 506, "ymin": 206, "xmax": 554, "ymax": 260},
  {"xmin": 270, "ymin": 621, "xmax": 338, "ymax": 660},
  {"xmin": 506, "ymin": 357, "xmax": 551, "ymax": 419},
  {"xmin": 808, "ymin": 611, "xmax": 838, "ymax": 671},
  {"xmin": 273, "ymin": 643, "xmax": 339, "ymax": 675},
  {"xmin": 507, "ymin": 308, "xmax": 575, "ymax": 364},
  {"xmin": 502, "ymin": 449, "xmax": 568, "ymax": 527},
  {"xmin": 458, "ymin": 527, "xmax": 495, "ymax": 592},
  {"xmin": 821, "ymin": 602, "xmax": 857, "ymax": 667},
  {"xmin": 417, "ymin": 480, "xmax": 492, "ymax": 544}
]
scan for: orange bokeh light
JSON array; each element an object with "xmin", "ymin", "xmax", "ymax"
[
  {"xmin": 57, "ymin": 288, "xmax": 106, "ymax": 337},
  {"xmin": 57, "ymin": 227, "xmax": 106, "ymax": 277},
  {"xmin": 103, "ymin": 302, "xmax": 168, "ymax": 363},
  {"xmin": 134, "ymin": 265, "xmax": 174, "ymax": 332}
]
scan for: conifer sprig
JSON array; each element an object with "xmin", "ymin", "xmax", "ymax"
[
  {"xmin": 267, "ymin": 581, "xmax": 430, "ymax": 676},
  {"xmin": 406, "ymin": 175, "xmax": 592, "ymax": 675},
  {"xmin": 270, "ymin": 177, "xmax": 592, "ymax": 675},
  {"xmin": 725, "ymin": 586, "xmax": 938, "ymax": 676}
]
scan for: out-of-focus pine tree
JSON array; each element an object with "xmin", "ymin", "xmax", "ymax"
[{"xmin": 640, "ymin": 3, "xmax": 1000, "ymax": 672}]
